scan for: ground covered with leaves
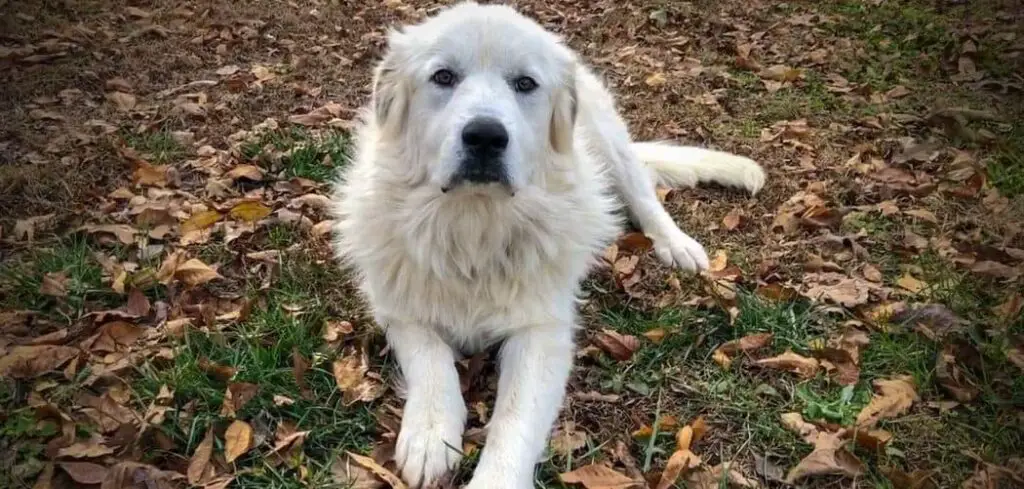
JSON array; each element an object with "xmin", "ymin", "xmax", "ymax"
[{"xmin": 2, "ymin": 0, "xmax": 1023, "ymax": 488}]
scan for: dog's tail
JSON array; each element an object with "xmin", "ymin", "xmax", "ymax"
[{"xmin": 632, "ymin": 142, "xmax": 766, "ymax": 195}]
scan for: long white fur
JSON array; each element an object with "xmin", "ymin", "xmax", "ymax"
[{"xmin": 330, "ymin": 3, "xmax": 766, "ymax": 488}]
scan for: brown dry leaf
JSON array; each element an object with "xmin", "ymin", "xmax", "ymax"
[
  {"xmin": 616, "ymin": 232, "xmax": 653, "ymax": 252},
  {"xmin": 198, "ymin": 357, "xmax": 236, "ymax": 381},
  {"xmin": 330, "ymin": 452, "xmax": 387, "ymax": 489},
  {"xmin": 755, "ymin": 350, "xmax": 821, "ymax": 378},
  {"xmin": 0, "ymin": 345, "xmax": 79, "ymax": 378},
  {"xmin": 224, "ymin": 420, "xmax": 253, "ymax": 463},
  {"xmin": 856, "ymin": 376, "xmax": 919, "ymax": 427},
  {"xmin": 853, "ymin": 429, "xmax": 893, "ymax": 451},
  {"xmin": 969, "ymin": 260, "xmax": 1019, "ymax": 280},
  {"xmin": 785, "ymin": 430, "xmax": 866, "ymax": 483},
  {"xmin": 712, "ymin": 333, "xmax": 774, "ymax": 369},
  {"xmin": 645, "ymin": 72, "xmax": 667, "ymax": 87},
  {"xmin": 863, "ymin": 264, "xmax": 883, "ymax": 283},
  {"xmin": 292, "ymin": 348, "xmax": 312, "ymax": 399},
  {"xmin": 657, "ymin": 449, "xmax": 702, "ymax": 489},
  {"xmin": 132, "ymin": 159, "xmax": 168, "ymax": 187},
  {"xmin": 559, "ymin": 463, "xmax": 643, "ymax": 489},
  {"xmin": 79, "ymin": 224, "xmax": 138, "ymax": 245},
  {"xmin": 760, "ymin": 64, "xmax": 802, "ymax": 82},
  {"xmin": 220, "ymin": 382, "xmax": 259, "ymax": 418},
  {"xmin": 187, "ymin": 428, "xmax": 214, "ymax": 484},
  {"xmin": 125, "ymin": 288, "xmax": 150, "ymax": 316},
  {"xmin": 935, "ymin": 342, "xmax": 980, "ymax": 402},
  {"xmin": 39, "ymin": 272, "xmax": 69, "ymax": 297},
  {"xmin": 57, "ymin": 439, "xmax": 115, "ymax": 458},
  {"xmin": 550, "ymin": 421, "xmax": 588, "ymax": 457},
  {"xmin": 344, "ymin": 451, "xmax": 408, "ymax": 489},
  {"xmin": 881, "ymin": 467, "xmax": 937, "ymax": 489},
  {"xmin": 58, "ymin": 462, "xmax": 109, "ymax": 485},
  {"xmin": 886, "ymin": 85, "xmax": 912, "ymax": 99},
  {"xmin": 685, "ymin": 462, "xmax": 760, "ymax": 488},
  {"xmin": 722, "ymin": 208, "xmax": 743, "ymax": 231},
  {"xmin": 897, "ymin": 274, "xmax": 927, "ymax": 294},
  {"xmin": 333, "ymin": 349, "xmax": 369, "ymax": 392},
  {"xmin": 994, "ymin": 294, "xmax": 1023, "ymax": 324},
  {"xmin": 174, "ymin": 258, "xmax": 220, "ymax": 286},
  {"xmin": 592, "ymin": 329, "xmax": 640, "ymax": 361},
  {"xmin": 904, "ymin": 208, "xmax": 939, "ymax": 224},
  {"xmin": 107, "ymin": 91, "xmax": 136, "ymax": 111},
  {"xmin": 224, "ymin": 164, "xmax": 264, "ymax": 182},
  {"xmin": 642, "ymin": 328, "xmax": 668, "ymax": 344},
  {"xmin": 802, "ymin": 273, "xmax": 873, "ymax": 307},
  {"xmin": 230, "ymin": 201, "xmax": 273, "ymax": 223},
  {"xmin": 181, "ymin": 210, "xmax": 222, "ymax": 235},
  {"xmin": 323, "ymin": 320, "xmax": 354, "ymax": 342},
  {"xmin": 288, "ymin": 102, "xmax": 345, "ymax": 126}
]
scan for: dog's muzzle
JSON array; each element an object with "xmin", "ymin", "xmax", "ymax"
[{"xmin": 443, "ymin": 117, "xmax": 512, "ymax": 192}]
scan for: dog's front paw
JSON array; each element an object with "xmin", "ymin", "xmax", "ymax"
[
  {"xmin": 464, "ymin": 472, "xmax": 532, "ymax": 489},
  {"xmin": 396, "ymin": 399, "xmax": 466, "ymax": 488},
  {"xmin": 652, "ymin": 227, "xmax": 709, "ymax": 273}
]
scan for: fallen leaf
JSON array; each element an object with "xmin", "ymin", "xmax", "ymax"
[
  {"xmin": 39, "ymin": 272, "xmax": 69, "ymax": 297},
  {"xmin": 969, "ymin": 260, "xmax": 1019, "ymax": 280},
  {"xmin": 904, "ymin": 209, "xmax": 938, "ymax": 224},
  {"xmin": 935, "ymin": 342, "xmax": 980, "ymax": 402},
  {"xmin": 645, "ymin": 72, "xmax": 667, "ymax": 87},
  {"xmin": 224, "ymin": 420, "xmax": 253, "ymax": 463},
  {"xmin": 755, "ymin": 350, "xmax": 820, "ymax": 378},
  {"xmin": 174, "ymin": 259, "xmax": 220, "ymax": 286},
  {"xmin": 181, "ymin": 210, "xmax": 222, "ymax": 235},
  {"xmin": 224, "ymin": 164, "xmax": 264, "ymax": 182},
  {"xmin": 550, "ymin": 421, "xmax": 588, "ymax": 457},
  {"xmin": 344, "ymin": 451, "xmax": 408, "ymax": 489},
  {"xmin": 0, "ymin": 345, "xmax": 79, "ymax": 378},
  {"xmin": 863, "ymin": 264, "xmax": 883, "ymax": 282},
  {"xmin": 331, "ymin": 452, "xmax": 387, "ymax": 489},
  {"xmin": 292, "ymin": 348, "xmax": 312, "ymax": 399},
  {"xmin": 886, "ymin": 85, "xmax": 912, "ymax": 99},
  {"xmin": 78, "ymin": 224, "xmax": 138, "ymax": 245},
  {"xmin": 107, "ymin": 91, "xmax": 136, "ymax": 111},
  {"xmin": 57, "ymin": 440, "xmax": 115, "ymax": 458},
  {"xmin": 722, "ymin": 208, "xmax": 743, "ymax": 231},
  {"xmin": 230, "ymin": 201, "xmax": 272, "ymax": 222},
  {"xmin": 616, "ymin": 232, "xmax": 653, "ymax": 252},
  {"xmin": 712, "ymin": 333, "xmax": 773, "ymax": 369},
  {"xmin": 288, "ymin": 102, "xmax": 345, "ymax": 126},
  {"xmin": 220, "ymin": 382, "xmax": 259, "ymax": 418},
  {"xmin": 559, "ymin": 463, "xmax": 643, "ymax": 489},
  {"xmin": 58, "ymin": 462, "xmax": 109, "ymax": 485},
  {"xmin": 897, "ymin": 274, "xmax": 927, "ymax": 294},
  {"xmin": 198, "ymin": 357, "xmax": 236, "ymax": 381},
  {"xmin": 856, "ymin": 376, "xmax": 918, "ymax": 427},
  {"xmin": 802, "ymin": 273, "xmax": 873, "ymax": 307},
  {"xmin": 132, "ymin": 159, "xmax": 168, "ymax": 187},
  {"xmin": 187, "ymin": 428, "xmax": 214, "ymax": 484},
  {"xmin": 760, "ymin": 64, "xmax": 802, "ymax": 82},
  {"xmin": 785, "ymin": 430, "xmax": 865, "ymax": 483},
  {"xmin": 656, "ymin": 449, "xmax": 702, "ymax": 489},
  {"xmin": 685, "ymin": 462, "xmax": 760, "ymax": 488},
  {"xmin": 642, "ymin": 328, "xmax": 668, "ymax": 344},
  {"xmin": 323, "ymin": 320, "xmax": 354, "ymax": 342},
  {"xmin": 881, "ymin": 467, "xmax": 937, "ymax": 489},
  {"xmin": 592, "ymin": 329, "xmax": 640, "ymax": 361}
]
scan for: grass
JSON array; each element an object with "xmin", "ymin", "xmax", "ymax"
[
  {"xmin": 132, "ymin": 251, "xmax": 375, "ymax": 487},
  {"xmin": 241, "ymin": 127, "xmax": 350, "ymax": 182},
  {"xmin": 0, "ymin": 237, "xmax": 120, "ymax": 322},
  {"xmin": 123, "ymin": 128, "xmax": 186, "ymax": 164}
]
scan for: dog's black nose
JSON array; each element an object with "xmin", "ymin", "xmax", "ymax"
[{"xmin": 462, "ymin": 118, "xmax": 508, "ymax": 153}]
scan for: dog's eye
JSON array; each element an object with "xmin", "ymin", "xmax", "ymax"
[
  {"xmin": 513, "ymin": 76, "xmax": 538, "ymax": 93},
  {"xmin": 431, "ymin": 69, "xmax": 456, "ymax": 87}
]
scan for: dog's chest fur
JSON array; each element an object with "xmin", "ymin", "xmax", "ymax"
[{"xmin": 332, "ymin": 140, "xmax": 619, "ymax": 350}]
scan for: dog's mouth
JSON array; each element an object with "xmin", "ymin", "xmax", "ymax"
[{"xmin": 441, "ymin": 156, "xmax": 514, "ymax": 195}]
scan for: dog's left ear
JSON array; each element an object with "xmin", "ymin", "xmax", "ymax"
[
  {"xmin": 372, "ymin": 29, "xmax": 411, "ymax": 139},
  {"xmin": 549, "ymin": 66, "xmax": 578, "ymax": 154}
]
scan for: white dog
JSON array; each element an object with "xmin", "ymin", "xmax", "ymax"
[{"xmin": 330, "ymin": 3, "xmax": 765, "ymax": 488}]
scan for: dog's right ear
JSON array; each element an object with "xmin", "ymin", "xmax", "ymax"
[{"xmin": 372, "ymin": 29, "xmax": 410, "ymax": 138}]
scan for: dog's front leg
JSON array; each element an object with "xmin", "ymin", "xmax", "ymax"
[
  {"xmin": 466, "ymin": 323, "xmax": 574, "ymax": 489},
  {"xmin": 386, "ymin": 320, "xmax": 467, "ymax": 488}
]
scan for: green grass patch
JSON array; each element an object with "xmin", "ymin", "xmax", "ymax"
[
  {"xmin": 0, "ymin": 237, "xmax": 120, "ymax": 322},
  {"xmin": 133, "ymin": 252, "xmax": 375, "ymax": 487},
  {"xmin": 242, "ymin": 127, "xmax": 350, "ymax": 182},
  {"xmin": 123, "ymin": 128, "xmax": 186, "ymax": 164}
]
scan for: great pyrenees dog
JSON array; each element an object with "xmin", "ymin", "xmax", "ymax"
[{"xmin": 330, "ymin": 2, "xmax": 765, "ymax": 487}]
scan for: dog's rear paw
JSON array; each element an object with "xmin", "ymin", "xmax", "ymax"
[
  {"xmin": 652, "ymin": 227, "xmax": 709, "ymax": 272},
  {"xmin": 737, "ymin": 158, "xmax": 767, "ymax": 196},
  {"xmin": 396, "ymin": 403, "xmax": 465, "ymax": 488}
]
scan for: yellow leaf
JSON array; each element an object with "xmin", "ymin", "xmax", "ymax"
[
  {"xmin": 645, "ymin": 72, "xmax": 667, "ymax": 87},
  {"xmin": 559, "ymin": 463, "xmax": 643, "ymax": 488},
  {"xmin": 224, "ymin": 420, "xmax": 253, "ymax": 463},
  {"xmin": 230, "ymin": 201, "xmax": 272, "ymax": 222},
  {"xmin": 174, "ymin": 258, "xmax": 220, "ymax": 286},
  {"xmin": 896, "ymin": 274, "xmax": 926, "ymax": 294},
  {"xmin": 642, "ymin": 328, "xmax": 668, "ymax": 344},
  {"xmin": 181, "ymin": 210, "xmax": 222, "ymax": 234},
  {"xmin": 855, "ymin": 375, "xmax": 918, "ymax": 428}
]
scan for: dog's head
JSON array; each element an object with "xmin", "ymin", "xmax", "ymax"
[{"xmin": 370, "ymin": 2, "xmax": 578, "ymax": 196}]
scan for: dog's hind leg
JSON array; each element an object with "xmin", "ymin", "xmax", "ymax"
[
  {"xmin": 386, "ymin": 319, "xmax": 467, "ymax": 488},
  {"xmin": 574, "ymin": 66, "xmax": 710, "ymax": 272}
]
